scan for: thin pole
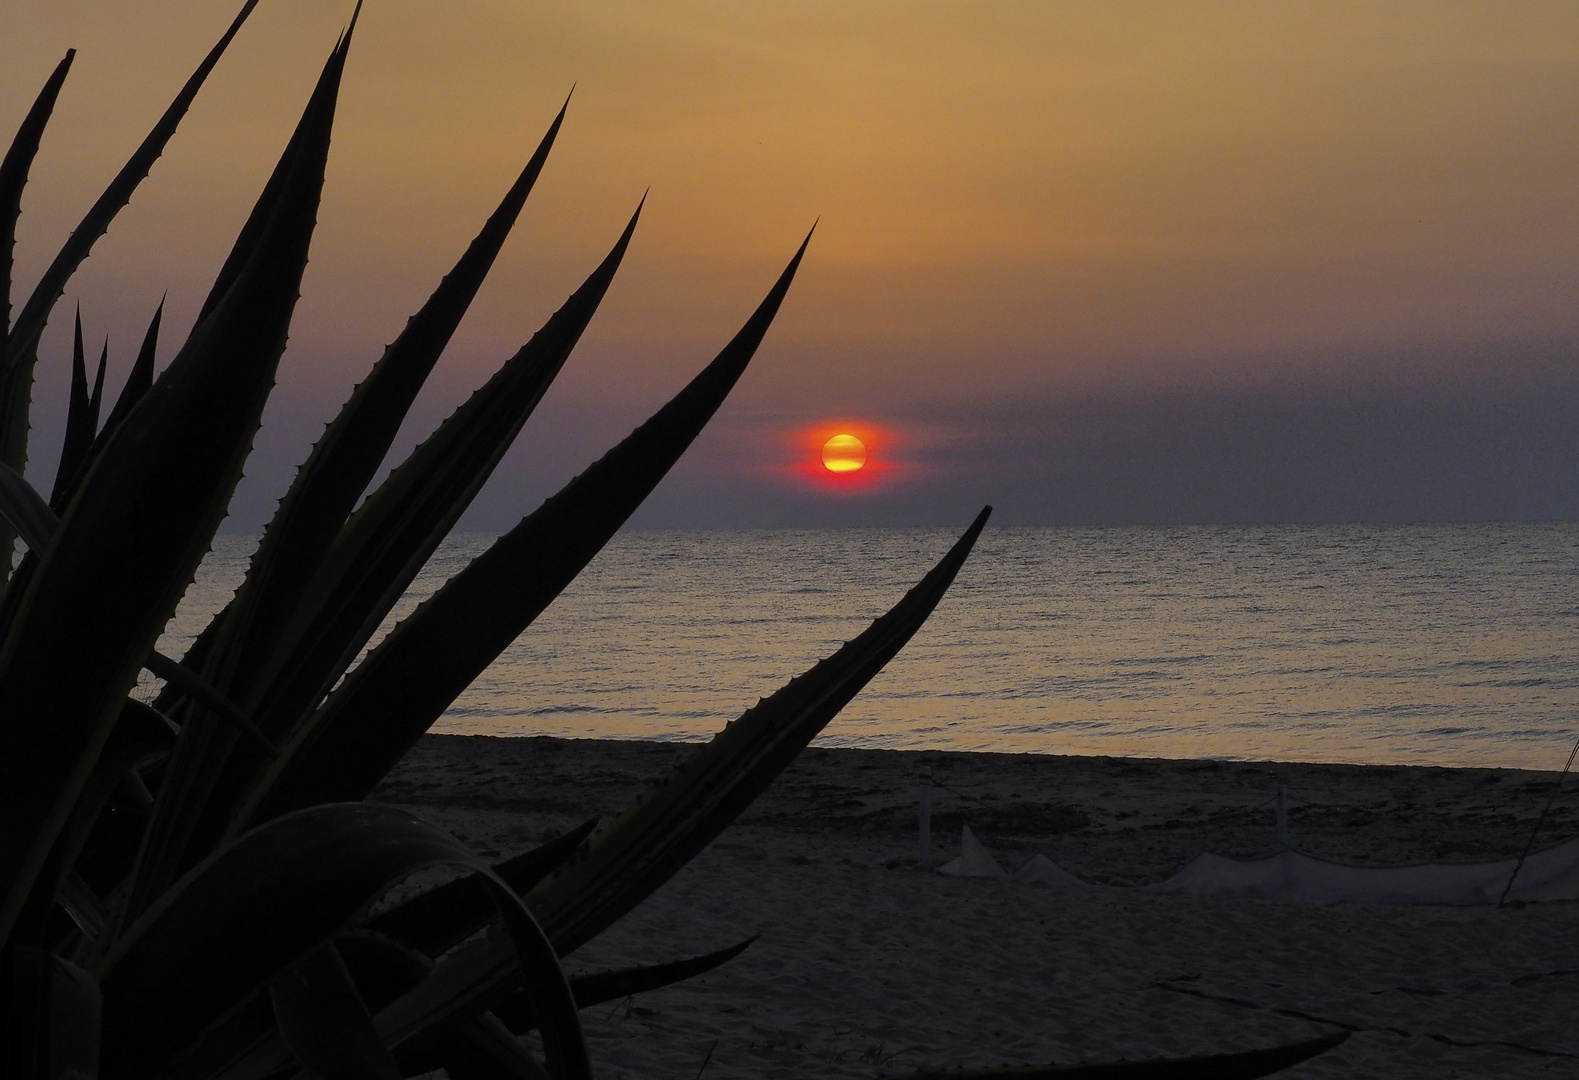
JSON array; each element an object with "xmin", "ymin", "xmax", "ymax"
[
  {"xmin": 1275, "ymin": 781, "xmax": 1290, "ymax": 850},
  {"xmin": 1499, "ymin": 733, "xmax": 1579, "ymax": 908},
  {"xmin": 695, "ymin": 1039, "xmax": 719, "ymax": 1080}
]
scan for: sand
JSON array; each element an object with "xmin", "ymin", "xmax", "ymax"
[{"xmin": 371, "ymin": 735, "xmax": 1579, "ymax": 1079}]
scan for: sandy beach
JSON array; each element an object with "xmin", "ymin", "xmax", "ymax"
[{"xmin": 373, "ymin": 734, "xmax": 1579, "ymax": 1079}]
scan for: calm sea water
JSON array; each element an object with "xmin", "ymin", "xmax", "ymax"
[{"xmin": 154, "ymin": 524, "xmax": 1579, "ymax": 770}]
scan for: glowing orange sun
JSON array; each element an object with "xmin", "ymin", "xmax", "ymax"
[{"xmin": 822, "ymin": 433, "xmax": 867, "ymax": 473}]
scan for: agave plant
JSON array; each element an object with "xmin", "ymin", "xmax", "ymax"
[{"xmin": 0, "ymin": 6, "xmax": 1346, "ymax": 1079}]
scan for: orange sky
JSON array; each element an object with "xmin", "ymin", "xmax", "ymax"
[{"xmin": 6, "ymin": 2, "xmax": 1579, "ymax": 525}]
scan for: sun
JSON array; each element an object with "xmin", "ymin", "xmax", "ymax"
[
  {"xmin": 822, "ymin": 433, "xmax": 867, "ymax": 473},
  {"xmin": 792, "ymin": 421, "xmax": 892, "ymax": 489}
]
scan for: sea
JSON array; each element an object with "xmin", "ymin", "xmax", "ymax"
[{"xmin": 155, "ymin": 524, "xmax": 1579, "ymax": 772}]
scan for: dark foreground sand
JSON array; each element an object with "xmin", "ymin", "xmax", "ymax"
[{"xmin": 373, "ymin": 735, "xmax": 1579, "ymax": 1079}]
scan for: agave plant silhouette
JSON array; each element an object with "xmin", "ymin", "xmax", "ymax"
[{"xmin": 0, "ymin": 5, "xmax": 1345, "ymax": 1078}]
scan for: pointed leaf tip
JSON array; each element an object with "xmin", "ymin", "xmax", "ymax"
[
  {"xmin": 93, "ymin": 297, "xmax": 162, "ymax": 451},
  {"xmin": 90, "ymin": 338, "xmax": 107, "ymax": 416},
  {"xmin": 1, "ymin": 48, "xmax": 76, "ymax": 339},
  {"xmin": 618, "ymin": 197, "xmax": 644, "ymax": 241},
  {"xmin": 762, "ymin": 225, "xmax": 814, "ymax": 302},
  {"xmin": 341, "ymin": 0, "xmax": 365, "ymax": 49},
  {"xmin": 49, "ymin": 310, "xmax": 95, "ymax": 505}
]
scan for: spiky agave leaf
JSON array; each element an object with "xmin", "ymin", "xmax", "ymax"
[
  {"xmin": 533, "ymin": 506, "xmax": 991, "ymax": 952},
  {"xmin": 187, "ymin": 844, "xmax": 748, "ymax": 1079},
  {"xmin": 92, "ymin": 298, "xmax": 161, "ymax": 455},
  {"xmin": 0, "ymin": 458, "xmax": 55, "ymax": 554},
  {"xmin": 51, "ymin": 333, "xmax": 109, "ymax": 510},
  {"xmin": 63, "ymin": 706, "xmax": 180, "ymax": 910},
  {"xmin": 242, "ymin": 230, "xmax": 813, "ymax": 830},
  {"xmin": 464, "ymin": 937, "xmax": 759, "ymax": 1043},
  {"xmin": 252, "ymin": 200, "xmax": 644, "ymax": 734},
  {"xmin": 564, "ymin": 937, "xmax": 757, "ymax": 1010},
  {"xmin": 143, "ymin": 651, "xmax": 277, "ymax": 756},
  {"xmin": 390, "ymin": 937, "xmax": 761, "ymax": 1078},
  {"xmin": 89, "ymin": 341, "xmax": 107, "ymax": 411},
  {"xmin": 151, "ymin": 937, "xmax": 429, "ymax": 1080},
  {"xmin": 104, "ymin": 25, "xmax": 355, "ymax": 929},
  {"xmin": 391, "ymin": 938, "xmax": 759, "ymax": 1075},
  {"xmin": 899, "ymin": 1032, "xmax": 1349, "ymax": 1079},
  {"xmin": 348, "ymin": 513, "xmax": 987, "ymax": 1044},
  {"xmin": 173, "ymin": 95, "xmax": 570, "ymax": 733},
  {"xmin": 1, "ymin": 302, "xmax": 167, "ymax": 663},
  {"xmin": 184, "ymin": 952, "xmax": 555, "ymax": 1077},
  {"xmin": 0, "ymin": 466, "xmax": 277, "ymax": 762},
  {"xmin": 2, "ymin": 306, "xmax": 150, "ymax": 638},
  {"xmin": 0, "ymin": 18, "xmax": 344, "ymax": 947},
  {"xmin": 87, "ymin": 339, "xmax": 107, "ymax": 433},
  {"xmin": 1, "ymin": 305, "xmax": 168, "ymax": 667},
  {"xmin": 0, "ymin": 1, "xmax": 260, "ymax": 571},
  {"xmin": 178, "ymin": 205, "xmax": 645, "ymax": 871},
  {"xmin": 366, "ymin": 819, "xmax": 597, "ymax": 957},
  {"xmin": 0, "ymin": 50, "xmax": 74, "ymax": 339},
  {"xmin": 94, "ymin": 804, "xmax": 590, "ymax": 1080},
  {"xmin": 333, "ymin": 930, "xmax": 546, "ymax": 1080},
  {"xmin": 143, "ymin": 112, "xmax": 588, "ymax": 885},
  {"xmin": 48, "ymin": 310, "xmax": 105, "ymax": 506}
]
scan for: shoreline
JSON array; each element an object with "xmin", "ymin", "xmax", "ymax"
[
  {"xmin": 381, "ymin": 734, "xmax": 1578, "ymax": 876},
  {"xmin": 429, "ymin": 723, "xmax": 1579, "ymax": 775},
  {"xmin": 377, "ymin": 735, "xmax": 1579, "ymax": 1078}
]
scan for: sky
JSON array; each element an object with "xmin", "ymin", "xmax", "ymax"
[{"xmin": 5, "ymin": 1, "xmax": 1579, "ymax": 528}]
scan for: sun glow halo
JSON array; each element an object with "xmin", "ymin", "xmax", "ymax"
[
  {"xmin": 792, "ymin": 421, "xmax": 892, "ymax": 491},
  {"xmin": 821, "ymin": 433, "xmax": 867, "ymax": 473}
]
